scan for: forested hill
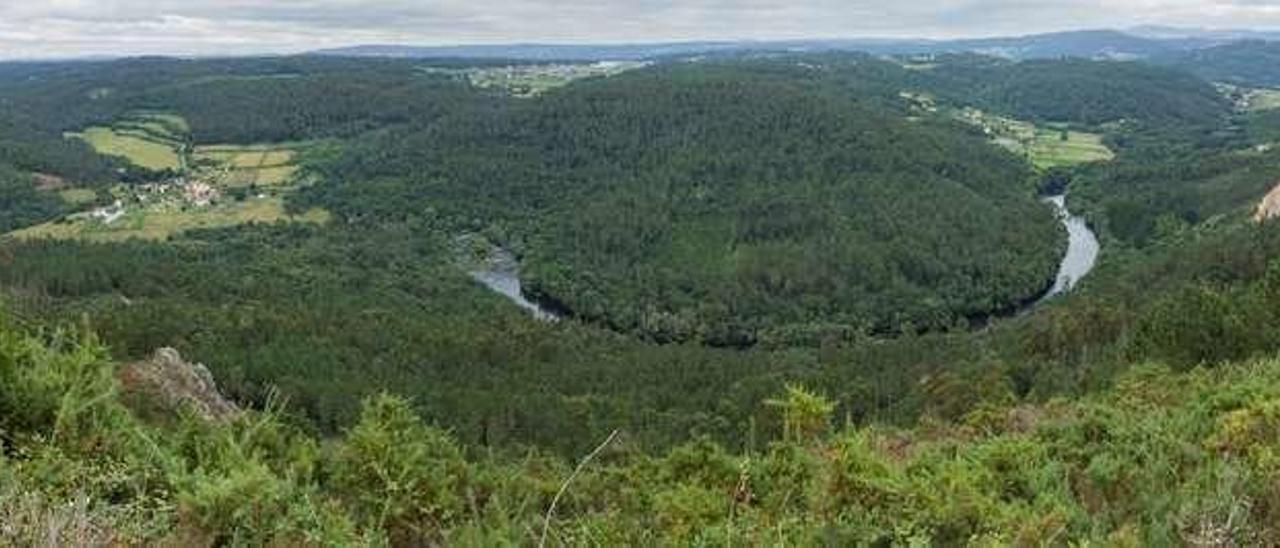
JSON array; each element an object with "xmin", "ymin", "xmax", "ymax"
[
  {"xmin": 0, "ymin": 56, "xmax": 484, "ymax": 145},
  {"xmin": 300, "ymin": 61, "xmax": 1063, "ymax": 344},
  {"xmin": 1163, "ymin": 40, "xmax": 1280, "ymax": 87},
  {"xmin": 913, "ymin": 56, "xmax": 1230, "ymax": 126}
]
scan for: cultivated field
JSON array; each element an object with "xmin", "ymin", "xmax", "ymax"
[
  {"xmin": 72, "ymin": 126, "xmax": 183, "ymax": 171},
  {"xmin": 1028, "ymin": 126, "xmax": 1115, "ymax": 169},
  {"xmin": 954, "ymin": 107, "xmax": 1113, "ymax": 169},
  {"xmin": 193, "ymin": 144, "xmax": 301, "ymax": 188},
  {"xmin": 9, "ymin": 197, "xmax": 328, "ymax": 242}
]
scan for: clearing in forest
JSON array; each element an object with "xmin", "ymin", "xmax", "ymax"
[
  {"xmin": 1219, "ymin": 83, "xmax": 1280, "ymax": 112},
  {"xmin": 58, "ymin": 188, "xmax": 97, "ymax": 206},
  {"xmin": 11, "ymin": 127, "xmax": 320, "ymax": 242},
  {"xmin": 9, "ymin": 197, "xmax": 328, "ymax": 242},
  {"xmin": 951, "ymin": 107, "xmax": 1113, "ymax": 170},
  {"xmin": 1245, "ymin": 88, "xmax": 1280, "ymax": 111},
  {"xmin": 193, "ymin": 144, "xmax": 301, "ymax": 188},
  {"xmin": 425, "ymin": 61, "xmax": 647, "ymax": 97},
  {"xmin": 69, "ymin": 111, "xmax": 190, "ymax": 171},
  {"xmin": 71, "ymin": 126, "xmax": 183, "ymax": 171},
  {"xmin": 1027, "ymin": 127, "xmax": 1114, "ymax": 170}
]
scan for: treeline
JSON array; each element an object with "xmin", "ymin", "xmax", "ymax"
[{"xmin": 298, "ymin": 61, "xmax": 1064, "ymax": 344}]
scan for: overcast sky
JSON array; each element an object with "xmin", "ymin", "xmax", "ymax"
[{"xmin": 1, "ymin": 1, "xmax": 1279, "ymax": 59}]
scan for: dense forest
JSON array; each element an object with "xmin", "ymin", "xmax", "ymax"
[
  {"xmin": 0, "ymin": 57, "xmax": 485, "ymax": 146},
  {"xmin": 300, "ymin": 62, "xmax": 1064, "ymax": 344},
  {"xmin": 0, "ymin": 164, "xmax": 66, "ymax": 233},
  {"xmin": 1164, "ymin": 40, "xmax": 1280, "ymax": 87},
  {"xmin": 4, "ymin": 46, "xmax": 1280, "ymax": 543},
  {"xmin": 916, "ymin": 55, "xmax": 1231, "ymax": 127}
]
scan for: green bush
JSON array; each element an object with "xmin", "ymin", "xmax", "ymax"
[{"xmin": 331, "ymin": 394, "xmax": 469, "ymax": 543}]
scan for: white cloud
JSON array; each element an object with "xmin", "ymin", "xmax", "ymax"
[{"xmin": 0, "ymin": 0, "xmax": 1278, "ymax": 59}]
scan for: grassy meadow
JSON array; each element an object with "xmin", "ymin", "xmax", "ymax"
[
  {"xmin": 1028, "ymin": 127, "xmax": 1115, "ymax": 169},
  {"xmin": 956, "ymin": 108, "xmax": 1114, "ymax": 170},
  {"xmin": 72, "ymin": 126, "xmax": 183, "ymax": 171}
]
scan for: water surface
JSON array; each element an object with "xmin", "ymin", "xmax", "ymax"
[
  {"xmin": 469, "ymin": 249, "xmax": 560, "ymax": 322},
  {"xmin": 1037, "ymin": 194, "xmax": 1099, "ymax": 303}
]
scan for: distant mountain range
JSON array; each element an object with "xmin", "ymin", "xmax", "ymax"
[{"xmin": 311, "ymin": 27, "xmax": 1280, "ymax": 62}]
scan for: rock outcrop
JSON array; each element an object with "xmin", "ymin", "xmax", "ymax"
[
  {"xmin": 1254, "ymin": 181, "xmax": 1280, "ymax": 222},
  {"xmin": 118, "ymin": 348, "xmax": 239, "ymax": 423}
]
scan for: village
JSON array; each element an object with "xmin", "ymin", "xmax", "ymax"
[
  {"xmin": 80, "ymin": 177, "xmax": 223, "ymax": 227},
  {"xmin": 7, "ymin": 113, "xmax": 327, "ymax": 242}
]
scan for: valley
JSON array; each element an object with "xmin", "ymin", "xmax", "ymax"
[{"xmin": 2, "ymin": 35, "xmax": 1280, "ymax": 544}]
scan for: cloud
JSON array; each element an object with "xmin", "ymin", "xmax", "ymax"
[{"xmin": 0, "ymin": 0, "xmax": 1278, "ymax": 59}]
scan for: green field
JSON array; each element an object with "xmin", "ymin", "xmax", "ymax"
[
  {"xmin": 1028, "ymin": 127, "xmax": 1115, "ymax": 169},
  {"xmin": 954, "ymin": 108, "xmax": 1113, "ymax": 170},
  {"xmin": 194, "ymin": 144, "xmax": 301, "ymax": 187},
  {"xmin": 69, "ymin": 112, "xmax": 192, "ymax": 171},
  {"xmin": 9, "ymin": 197, "xmax": 328, "ymax": 242},
  {"xmin": 57, "ymin": 188, "xmax": 97, "ymax": 205},
  {"xmin": 72, "ymin": 126, "xmax": 183, "ymax": 171}
]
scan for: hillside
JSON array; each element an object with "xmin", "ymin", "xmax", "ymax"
[
  {"xmin": 914, "ymin": 56, "xmax": 1231, "ymax": 127},
  {"xmin": 1164, "ymin": 40, "xmax": 1280, "ymax": 87},
  {"xmin": 4, "ymin": 307, "xmax": 1280, "ymax": 544},
  {"xmin": 300, "ymin": 61, "xmax": 1064, "ymax": 344}
]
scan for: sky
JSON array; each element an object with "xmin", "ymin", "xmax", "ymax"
[{"xmin": 1, "ymin": 0, "xmax": 1279, "ymax": 59}]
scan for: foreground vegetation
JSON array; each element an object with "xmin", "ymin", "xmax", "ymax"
[{"xmin": 4, "ymin": 308, "xmax": 1280, "ymax": 544}]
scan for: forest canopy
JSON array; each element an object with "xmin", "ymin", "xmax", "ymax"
[{"xmin": 299, "ymin": 62, "xmax": 1065, "ymax": 344}]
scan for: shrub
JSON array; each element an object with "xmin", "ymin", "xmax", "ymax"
[{"xmin": 331, "ymin": 394, "xmax": 469, "ymax": 543}]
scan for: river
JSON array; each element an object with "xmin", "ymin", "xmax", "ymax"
[
  {"xmin": 468, "ymin": 248, "xmax": 560, "ymax": 322},
  {"xmin": 471, "ymin": 194, "xmax": 1098, "ymax": 322},
  {"xmin": 1036, "ymin": 194, "xmax": 1099, "ymax": 304}
]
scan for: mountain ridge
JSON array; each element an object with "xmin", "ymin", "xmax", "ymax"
[{"xmin": 308, "ymin": 28, "xmax": 1256, "ymax": 61}]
